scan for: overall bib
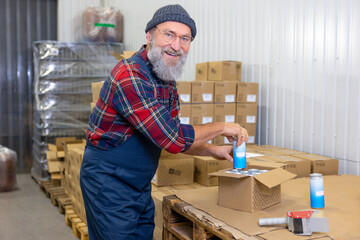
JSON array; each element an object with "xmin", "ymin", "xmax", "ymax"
[{"xmin": 80, "ymin": 54, "xmax": 162, "ymax": 240}]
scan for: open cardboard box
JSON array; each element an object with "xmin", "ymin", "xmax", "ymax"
[{"xmin": 210, "ymin": 168, "xmax": 296, "ymax": 213}]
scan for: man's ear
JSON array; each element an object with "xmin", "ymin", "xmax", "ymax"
[{"xmin": 146, "ymin": 31, "xmax": 152, "ymax": 44}]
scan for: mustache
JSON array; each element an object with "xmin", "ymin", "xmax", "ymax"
[{"xmin": 163, "ymin": 48, "xmax": 183, "ymax": 56}]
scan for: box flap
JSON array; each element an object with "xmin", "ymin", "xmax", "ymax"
[
  {"xmin": 254, "ymin": 168, "xmax": 296, "ymax": 188},
  {"xmin": 48, "ymin": 143, "xmax": 57, "ymax": 151},
  {"xmin": 209, "ymin": 169, "xmax": 249, "ymax": 179},
  {"xmin": 112, "ymin": 50, "xmax": 136, "ymax": 61}
]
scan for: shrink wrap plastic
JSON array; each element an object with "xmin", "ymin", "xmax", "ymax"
[
  {"xmin": 31, "ymin": 41, "xmax": 124, "ymax": 181},
  {"xmin": 0, "ymin": 145, "xmax": 17, "ymax": 192},
  {"xmin": 83, "ymin": 6, "xmax": 123, "ymax": 42}
]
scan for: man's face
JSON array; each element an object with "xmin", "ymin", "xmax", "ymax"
[{"xmin": 146, "ymin": 21, "xmax": 192, "ymax": 81}]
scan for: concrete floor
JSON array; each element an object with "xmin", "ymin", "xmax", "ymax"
[{"xmin": 0, "ymin": 173, "xmax": 76, "ymax": 240}]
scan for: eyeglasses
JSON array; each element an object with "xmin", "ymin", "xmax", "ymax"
[{"xmin": 155, "ymin": 27, "xmax": 193, "ymax": 46}]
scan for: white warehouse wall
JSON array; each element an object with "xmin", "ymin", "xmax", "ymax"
[{"xmin": 58, "ymin": 0, "xmax": 360, "ymax": 176}]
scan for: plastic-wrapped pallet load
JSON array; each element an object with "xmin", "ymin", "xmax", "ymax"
[
  {"xmin": 31, "ymin": 41, "xmax": 124, "ymax": 182},
  {"xmin": 0, "ymin": 145, "xmax": 17, "ymax": 192},
  {"xmin": 83, "ymin": 6, "xmax": 123, "ymax": 42}
]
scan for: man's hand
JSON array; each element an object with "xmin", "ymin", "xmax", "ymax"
[
  {"xmin": 192, "ymin": 122, "xmax": 249, "ymax": 148},
  {"xmin": 184, "ymin": 143, "xmax": 234, "ymax": 162},
  {"xmin": 209, "ymin": 145, "xmax": 234, "ymax": 162},
  {"xmin": 221, "ymin": 123, "xmax": 249, "ymax": 147}
]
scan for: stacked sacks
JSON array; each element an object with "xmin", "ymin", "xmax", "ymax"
[
  {"xmin": 0, "ymin": 145, "xmax": 17, "ymax": 192},
  {"xmin": 82, "ymin": 6, "xmax": 124, "ymax": 42}
]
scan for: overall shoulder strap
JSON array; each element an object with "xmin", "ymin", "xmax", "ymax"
[{"xmin": 128, "ymin": 53, "xmax": 152, "ymax": 79}]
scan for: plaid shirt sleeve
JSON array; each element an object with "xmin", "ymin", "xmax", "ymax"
[{"xmin": 106, "ymin": 61, "xmax": 194, "ymax": 154}]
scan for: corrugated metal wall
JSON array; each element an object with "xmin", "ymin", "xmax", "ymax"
[
  {"xmin": 57, "ymin": 0, "xmax": 360, "ymax": 176},
  {"xmin": 0, "ymin": 0, "xmax": 57, "ymax": 172}
]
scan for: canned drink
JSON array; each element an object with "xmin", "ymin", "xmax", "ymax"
[
  {"xmin": 233, "ymin": 139, "xmax": 246, "ymax": 169},
  {"xmin": 309, "ymin": 173, "xmax": 325, "ymax": 209}
]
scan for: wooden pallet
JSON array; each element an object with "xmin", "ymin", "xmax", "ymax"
[
  {"xmin": 39, "ymin": 180, "xmax": 87, "ymax": 239},
  {"xmin": 58, "ymin": 196, "xmax": 73, "ymax": 214},
  {"xmin": 163, "ymin": 195, "xmax": 258, "ymax": 240},
  {"xmin": 65, "ymin": 208, "xmax": 89, "ymax": 240}
]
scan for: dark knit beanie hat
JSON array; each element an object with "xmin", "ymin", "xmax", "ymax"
[{"xmin": 145, "ymin": 4, "xmax": 197, "ymax": 39}]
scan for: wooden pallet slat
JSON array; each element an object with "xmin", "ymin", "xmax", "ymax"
[
  {"xmin": 58, "ymin": 196, "xmax": 72, "ymax": 214},
  {"xmin": 65, "ymin": 207, "xmax": 89, "ymax": 240}
]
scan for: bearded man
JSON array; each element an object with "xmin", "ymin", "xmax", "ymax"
[{"xmin": 80, "ymin": 4, "xmax": 248, "ymax": 240}]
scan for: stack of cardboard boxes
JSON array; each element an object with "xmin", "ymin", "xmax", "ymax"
[
  {"xmin": 63, "ymin": 143, "xmax": 87, "ymax": 223},
  {"xmin": 177, "ymin": 60, "xmax": 259, "ymax": 145},
  {"xmin": 46, "ymin": 137, "xmax": 83, "ymax": 185}
]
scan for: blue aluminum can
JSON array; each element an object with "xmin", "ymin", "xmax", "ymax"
[
  {"xmin": 310, "ymin": 173, "xmax": 325, "ymax": 208},
  {"xmin": 233, "ymin": 139, "xmax": 246, "ymax": 169}
]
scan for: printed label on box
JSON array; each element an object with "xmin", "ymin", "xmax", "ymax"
[
  {"xmin": 152, "ymin": 175, "xmax": 157, "ymax": 183},
  {"xmin": 180, "ymin": 94, "xmax": 190, "ymax": 102},
  {"xmin": 179, "ymin": 117, "xmax": 190, "ymax": 124},
  {"xmin": 225, "ymin": 95, "xmax": 235, "ymax": 102},
  {"xmin": 247, "ymin": 94, "xmax": 257, "ymax": 102},
  {"xmin": 202, "ymin": 94, "xmax": 213, "ymax": 102},
  {"xmin": 248, "ymin": 136, "xmax": 255, "ymax": 143},
  {"xmin": 202, "ymin": 117, "xmax": 213, "ymax": 124},
  {"xmin": 225, "ymin": 115, "xmax": 235, "ymax": 123},
  {"xmin": 246, "ymin": 116, "xmax": 256, "ymax": 123}
]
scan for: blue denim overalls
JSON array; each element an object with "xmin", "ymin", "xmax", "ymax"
[{"xmin": 80, "ymin": 53, "xmax": 162, "ymax": 240}]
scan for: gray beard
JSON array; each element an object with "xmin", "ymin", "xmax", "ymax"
[{"xmin": 147, "ymin": 39, "xmax": 188, "ymax": 81}]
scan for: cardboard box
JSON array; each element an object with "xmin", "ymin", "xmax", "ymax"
[
  {"xmin": 191, "ymin": 104, "xmax": 214, "ymax": 126},
  {"xmin": 260, "ymin": 145, "xmax": 284, "ymax": 150},
  {"xmin": 176, "ymin": 81, "xmax": 192, "ymax": 103},
  {"xmin": 253, "ymin": 155, "xmax": 311, "ymax": 178},
  {"xmin": 214, "ymin": 81, "xmax": 237, "ymax": 103},
  {"xmin": 47, "ymin": 160, "xmax": 64, "ymax": 173},
  {"xmin": 247, "ymin": 144, "xmax": 266, "ymax": 152},
  {"xmin": 246, "ymin": 159, "xmax": 286, "ymax": 171},
  {"xmin": 48, "ymin": 137, "xmax": 82, "ymax": 160},
  {"xmin": 242, "ymin": 124, "xmax": 256, "ymax": 144},
  {"xmin": 208, "ymin": 61, "xmax": 242, "ymax": 81},
  {"xmin": 179, "ymin": 104, "xmax": 191, "ymax": 125},
  {"xmin": 194, "ymin": 156, "xmax": 233, "ymax": 186},
  {"xmin": 159, "ymin": 150, "xmax": 190, "ymax": 160},
  {"xmin": 191, "ymin": 82, "xmax": 214, "ymax": 103},
  {"xmin": 292, "ymin": 154, "xmax": 339, "ymax": 175},
  {"xmin": 112, "ymin": 50, "xmax": 137, "ymax": 61},
  {"xmin": 237, "ymin": 82, "xmax": 259, "ymax": 103},
  {"xmin": 153, "ymin": 226, "xmax": 163, "ymax": 240},
  {"xmin": 91, "ymin": 81, "xmax": 104, "ymax": 102},
  {"xmin": 236, "ymin": 103, "xmax": 258, "ymax": 125},
  {"xmin": 46, "ymin": 150, "xmax": 57, "ymax": 161},
  {"xmin": 213, "ymin": 103, "xmax": 235, "ymax": 145},
  {"xmin": 152, "ymin": 158, "xmax": 194, "ymax": 186},
  {"xmin": 213, "ymin": 135, "xmax": 233, "ymax": 145},
  {"xmin": 196, "ymin": 62, "xmax": 209, "ymax": 81},
  {"xmin": 90, "ymin": 102, "xmax": 96, "ymax": 110},
  {"xmin": 210, "ymin": 168, "xmax": 296, "ymax": 213},
  {"xmin": 214, "ymin": 103, "xmax": 236, "ymax": 123},
  {"xmin": 151, "ymin": 191, "xmax": 171, "ymax": 228}
]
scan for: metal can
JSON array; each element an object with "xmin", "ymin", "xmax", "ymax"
[
  {"xmin": 309, "ymin": 173, "xmax": 325, "ymax": 208},
  {"xmin": 233, "ymin": 138, "xmax": 246, "ymax": 169}
]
